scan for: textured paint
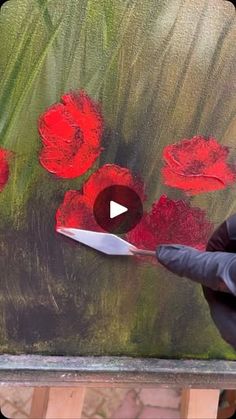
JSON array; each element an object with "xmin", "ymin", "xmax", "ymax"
[
  {"xmin": 0, "ymin": 149, "xmax": 12, "ymax": 191},
  {"xmin": 38, "ymin": 91, "xmax": 103, "ymax": 178},
  {"xmin": 126, "ymin": 195, "xmax": 213, "ymax": 251},
  {"xmin": 56, "ymin": 190, "xmax": 102, "ymax": 232},
  {"xmin": 0, "ymin": 0, "xmax": 235, "ymax": 359},
  {"xmin": 82, "ymin": 164, "xmax": 145, "ymax": 205},
  {"xmin": 162, "ymin": 136, "xmax": 236, "ymax": 195},
  {"xmin": 56, "ymin": 163, "xmax": 145, "ymax": 230}
]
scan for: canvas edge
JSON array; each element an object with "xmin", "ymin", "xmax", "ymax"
[{"xmin": 0, "ymin": 355, "xmax": 235, "ymax": 387}]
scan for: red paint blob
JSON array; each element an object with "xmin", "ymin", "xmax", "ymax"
[
  {"xmin": 126, "ymin": 195, "xmax": 213, "ymax": 251},
  {"xmin": 56, "ymin": 190, "xmax": 103, "ymax": 232},
  {"xmin": 56, "ymin": 164, "xmax": 145, "ymax": 231},
  {"xmin": 162, "ymin": 136, "xmax": 236, "ymax": 195},
  {"xmin": 38, "ymin": 91, "xmax": 103, "ymax": 178},
  {"xmin": 83, "ymin": 164, "xmax": 145, "ymax": 207},
  {"xmin": 0, "ymin": 149, "xmax": 12, "ymax": 191}
]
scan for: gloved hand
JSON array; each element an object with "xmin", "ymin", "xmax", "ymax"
[{"xmin": 156, "ymin": 213, "xmax": 236, "ymax": 349}]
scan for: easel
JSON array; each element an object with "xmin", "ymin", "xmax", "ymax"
[
  {"xmin": 1, "ymin": 355, "xmax": 236, "ymax": 419},
  {"xmin": 30, "ymin": 387, "xmax": 86, "ymax": 418},
  {"xmin": 29, "ymin": 388, "xmax": 220, "ymax": 419}
]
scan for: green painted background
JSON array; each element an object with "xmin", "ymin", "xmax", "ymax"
[{"xmin": 0, "ymin": 0, "xmax": 235, "ymax": 358}]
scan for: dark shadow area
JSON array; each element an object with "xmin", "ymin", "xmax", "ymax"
[
  {"xmin": 0, "ymin": 409, "xmax": 8, "ymax": 419},
  {"xmin": 0, "ymin": 0, "xmax": 9, "ymax": 8},
  {"xmin": 228, "ymin": 0, "xmax": 236, "ymax": 9}
]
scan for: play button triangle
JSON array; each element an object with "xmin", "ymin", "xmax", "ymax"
[{"xmin": 110, "ymin": 200, "xmax": 128, "ymax": 219}]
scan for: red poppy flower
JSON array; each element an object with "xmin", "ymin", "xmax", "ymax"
[
  {"xmin": 56, "ymin": 164, "xmax": 145, "ymax": 231},
  {"xmin": 0, "ymin": 148, "xmax": 12, "ymax": 191},
  {"xmin": 83, "ymin": 164, "xmax": 145, "ymax": 206},
  {"xmin": 162, "ymin": 136, "xmax": 236, "ymax": 195},
  {"xmin": 55, "ymin": 190, "xmax": 102, "ymax": 231},
  {"xmin": 38, "ymin": 91, "xmax": 103, "ymax": 179},
  {"xmin": 126, "ymin": 195, "xmax": 213, "ymax": 251}
]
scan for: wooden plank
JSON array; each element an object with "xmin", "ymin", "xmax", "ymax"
[
  {"xmin": 30, "ymin": 388, "xmax": 49, "ymax": 418},
  {"xmin": 30, "ymin": 387, "xmax": 86, "ymax": 419},
  {"xmin": 181, "ymin": 389, "xmax": 220, "ymax": 419}
]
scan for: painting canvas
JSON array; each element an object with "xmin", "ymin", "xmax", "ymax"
[{"xmin": 0, "ymin": 0, "xmax": 235, "ymax": 358}]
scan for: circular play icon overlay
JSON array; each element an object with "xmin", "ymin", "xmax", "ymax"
[{"xmin": 93, "ymin": 185, "xmax": 143, "ymax": 234}]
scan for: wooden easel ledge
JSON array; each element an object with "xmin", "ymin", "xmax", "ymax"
[
  {"xmin": 0, "ymin": 355, "xmax": 235, "ymax": 387},
  {"xmin": 0, "ymin": 355, "xmax": 235, "ymax": 418}
]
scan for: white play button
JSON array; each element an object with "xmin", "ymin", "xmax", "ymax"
[
  {"xmin": 93, "ymin": 185, "xmax": 143, "ymax": 233},
  {"xmin": 110, "ymin": 200, "xmax": 128, "ymax": 219}
]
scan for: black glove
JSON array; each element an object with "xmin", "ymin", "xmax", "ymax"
[
  {"xmin": 156, "ymin": 244, "xmax": 236, "ymax": 293},
  {"xmin": 156, "ymin": 213, "xmax": 236, "ymax": 349}
]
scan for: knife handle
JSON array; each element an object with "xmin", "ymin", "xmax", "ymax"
[{"xmin": 131, "ymin": 249, "xmax": 156, "ymax": 257}]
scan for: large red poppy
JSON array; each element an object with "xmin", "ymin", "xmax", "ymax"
[
  {"xmin": 162, "ymin": 136, "xmax": 236, "ymax": 195},
  {"xmin": 0, "ymin": 148, "xmax": 12, "ymax": 191},
  {"xmin": 56, "ymin": 164, "xmax": 145, "ymax": 231},
  {"xmin": 126, "ymin": 195, "xmax": 213, "ymax": 251},
  {"xmin": 82, "ymin": 164, "xmax": 145, "ymax": 206},
  {"xmin": 38, "ymin": 91, "xmax": 103, "ymax": 179}
]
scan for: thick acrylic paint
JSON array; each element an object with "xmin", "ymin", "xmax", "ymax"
[
  {"xmin": 56, "ymin": 164, "xmax": 144, "ymax": 231},
  {"xmin": 162, "ymin": 136, "xmax": 235, "ymax": 195},
  {"xmin": 38, "ymin": 91, "xmax": 103, "ymax": 179},
  {"xmin": 126, "ymin": 195, "xmax": 213, "ymax": 251},
  {"xmin": 0, "ymin": 148, "xmax": 12, "ymax": 191}
]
